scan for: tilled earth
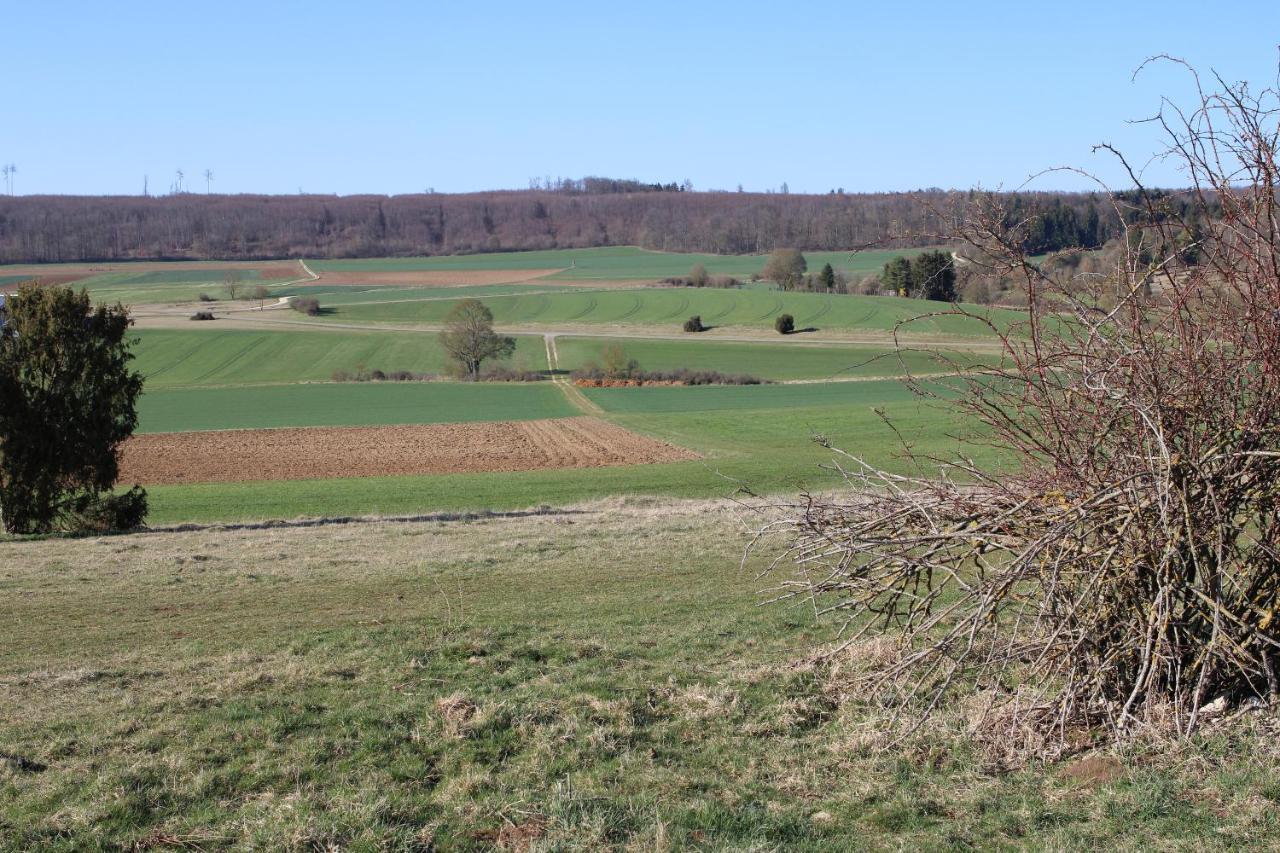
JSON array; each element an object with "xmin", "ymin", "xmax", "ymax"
[{"xmin": 119, "ymin": 417, "xmax": 698, "ymax": 484}]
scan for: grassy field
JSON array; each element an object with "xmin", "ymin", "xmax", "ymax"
[
  {"xmin": 74, "ymin": 269, "xmax": 290, "ymax": 305},
  {"xmin": 309, "ymin": 245, "xmax": 939, "ymax": 282},
  {"xmin": 556, "ymin": 336, "xmax": 987, "ymax": 381},
  {"xmin": 322, "ymin": 287, "xmax": 1019, "ymax": 335},
  {"xmin": 2, "ymin": 500, "xmax": 1272, "ymax": 849},
  {"xmin": 132, "ymin": 328, "xmax": 547, "ymax": 388},
  {"xmin": 136, "ymin": 382, "xmax": 577, "ymax": 434},
  {"xmin": 138, "ymin": 387, "xmax": 976, "ymax": 524}
]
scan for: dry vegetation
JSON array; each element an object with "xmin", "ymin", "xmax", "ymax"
[
  {"xmin": 3, "ymin": 498, "xmax": 1279, "ymax": 848},
  {"xmin": 756, "ymin": 60, "xmax": 1280, "ymax": 756}
]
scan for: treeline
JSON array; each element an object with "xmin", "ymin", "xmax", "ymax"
[{"xmin": 0, "ymin": 188, "xmax": 1126, "ymax": 264}]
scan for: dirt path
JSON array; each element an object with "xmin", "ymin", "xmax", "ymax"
[{"xmin": 544, "ymin": 333, "xmax": 605, "ymax": 414}]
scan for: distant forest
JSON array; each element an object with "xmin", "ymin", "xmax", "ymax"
[{"xmin": 0, "ymin": 186, "xmax": 1127, "ymax": 264}]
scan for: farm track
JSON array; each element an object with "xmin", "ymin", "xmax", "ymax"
[
  {"xmin": 119, "ymin": 418, "xmax": 697, "ymax": 485},
  {"xmin": 544, "ymin": 334, "xmax": 605, "ymax": 414}
]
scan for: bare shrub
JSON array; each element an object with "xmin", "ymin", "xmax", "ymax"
[
  {"xmin": 189, "ymin": 310, "xmax": 215, "ymax": 321},
  {"xmin": 683, "ymin": 315, "xmax": 705, "ymax": 333},
  {"xmin": 754, "ymin": 60, "xmax": 1280, "ymax": 754},
  {"xmin": 290, "ymin": 297, "xmax": 321, "ymax": 316}
]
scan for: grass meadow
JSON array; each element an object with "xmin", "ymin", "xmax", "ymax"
[
  {"xmin": 309, "ymin": 245, "xmax": 938, "ymax": 281},
  {"xmin": 3, "ymin": 500, "xmax": 1274, "ymax": 849},
  {"xmin": 131, "ymin": 329, "xmax": 548, "ymax": 389},
  {"xmin": 317, "ymin": 287, "xmax": 1019, "ymax": 336}
]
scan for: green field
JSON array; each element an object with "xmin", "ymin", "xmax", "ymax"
[
  {"xmin": 139, "ymin": 385, "xmax": 979, "ymax": 523},
  {"xmin": 556, "ymin": 336, "xmax": 987, "ymax": 381},
  {"xmin": 137, "ymin": 382, "xmax": 576, "ymax": 434},
  {"xmin": 74, "ymin": 269, "xmax": 289, "ymax": 305},
  {"xmin": 132, "ymin": 328, "xmax": 547, "ymax": 388},
  {"xmin": 310, "ymin": 245, "xmax": 937, "ymax": 282},
  {"xmin": 322, "ymin": 286, "xmax": 1018, "ymax": 335}
]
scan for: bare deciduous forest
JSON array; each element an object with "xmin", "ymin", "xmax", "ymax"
[{"xmin": 0, "ymin": 188, "xmax": 1124, "ymax": 262}]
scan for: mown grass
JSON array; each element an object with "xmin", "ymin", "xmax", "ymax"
[
  {"xmin": 131, "ymin": 328, "xmax": 547, "ymax": 389},
  {"xmin": 2, "ymin": 501, "xmax": 1275, "ymax": 849},
  {"xmin": 556, "ymin": 336, "xmax": 989, "ymax": 381},
  {"xmin": 323, "ymin": 286, "xmax": 1019, "ymax": 336},
  {"xmin": 309, "ymin": 245, "xmax": 938, "ymax": 281},
  {"xmin": 136, "ymin": 382, "xmax": 576, "ymax": 434}
]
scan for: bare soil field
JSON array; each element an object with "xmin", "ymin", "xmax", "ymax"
[
  {"xmin": 313, "ymin": 269, "xmax": 563, "ymax": 286},
  {"xmin": 119, "ymin": 416, "xmax": 697, "ymax": 484}
]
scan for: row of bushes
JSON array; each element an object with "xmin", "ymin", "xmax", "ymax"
[
  {"xmin": 571, "ymin": 365, "xmax": 766, "ymax": 386},
  {"xmin": 329, "ymin": 366, "xmax": 548, "ymax": 383},
  {"xmin": 330, "ymin": 368, "xmax": 438, "ymax": 382}
]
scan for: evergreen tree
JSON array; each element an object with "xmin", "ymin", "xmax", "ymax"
[
  {"xmin": 0, "ymin": 285, "xmax": 147, "ymax": 533},
  {"xmin": 882, "ymin": 256, "xmax": 913, "ymax": 295},
  {"xmin": 909, "ymin": 251, "xmax": 957, "ymax": 302},
  {"xmin": 818, "ymin": 263, "xmax": 836, "ymax": 291}
]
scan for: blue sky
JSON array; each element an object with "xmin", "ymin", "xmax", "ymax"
[{"xmin": 6, "ymin": 1, "xmax": 1278, "ymax": 195}]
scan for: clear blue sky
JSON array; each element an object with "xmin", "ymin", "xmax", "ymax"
[{"xmin": 7, "ymin": 1, "xmax": 1278, "ymax": 196}]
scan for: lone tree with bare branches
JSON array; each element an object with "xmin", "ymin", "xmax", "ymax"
[
  {"xmin": 757, "ymin": 58, "xmax": 1280, "ymax": 755},
  {"xmin": 439, "ymin": 299, "xmax": 515, "ymax": 379}
]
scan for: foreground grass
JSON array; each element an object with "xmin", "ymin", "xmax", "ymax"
[{"xmin": 2, "ymin": 499, "xmax": 1276, "ymax": 849}]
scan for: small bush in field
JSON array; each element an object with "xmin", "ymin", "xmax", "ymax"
[
  {"xmin": 197, "ymin": 292, "xmax": 215, "ymax": 302},
  {"xmin": 190, "ymin": 311, "xmax": 215, "ymax": 321},
  {"xmin": 291, "ymin": 297, "xmax": 322, "ymax": 316},
  {"xmin": 775, "ymin": 314, "xmax": 795, "ymax": 334},
  {"xmin": 683, "ymin": 315, "xmax": 705, "ymax": 333}
]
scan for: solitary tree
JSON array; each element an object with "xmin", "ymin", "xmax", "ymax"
[
  {"xmin": 688, "ymin": 263, "xmax": 709, "ymax": 287},
  {"xmin": 0, "ymin": 285, "xmax": 146, "ymax": 533},
  {"xmin": 251, "ymin": 284, "xmax": 270, "ymax": 309},
  {"xmin": 818, "ymin": 262, "xmax": 836, "ymax": 292},
  {"xmin": 439, "ymin": 299, "xmax": 516, "ymax": 379},
  {"xmin": 762, "ymin": 248, "xmax": 807, "ymax": 291},
  {"xmin": 223, "ymin": 271, "xmax": 242, "ymax": 300}
]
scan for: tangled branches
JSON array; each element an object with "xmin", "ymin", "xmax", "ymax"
[{"xmin": 755, "ymin": 58, "xmax": 1280, "ymax": 753}]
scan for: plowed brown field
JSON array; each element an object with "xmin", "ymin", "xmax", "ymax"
[{"xmin": 119, "ymin": 417, "xmax": 698, "ymax": 485}]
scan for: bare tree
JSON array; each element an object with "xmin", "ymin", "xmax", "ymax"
[
  {"xmin": 754, "ymin": 58, "xmax": 1280, "ymax": 756},
  {"xmin": 439, "ymin": 299, "xmax": 515, "ymax": 379},
  {"xmin": 222, "ymin": 271, "xmax": 242, "ymax": 300},
  {"xmin": 251, "ymin": 284, "xmax": 269, "ymax": 309}
]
